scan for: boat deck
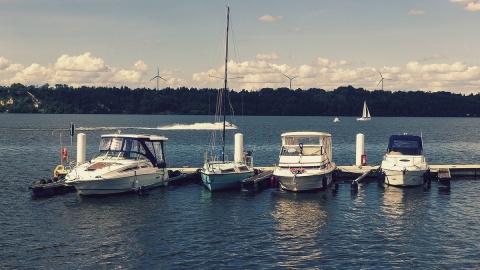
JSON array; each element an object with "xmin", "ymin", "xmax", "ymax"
[{"xmin": 250, "ymin": 164, "xmax": 480, "ymax": 179}]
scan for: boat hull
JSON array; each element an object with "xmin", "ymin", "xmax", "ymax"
[
  {"xmin": 382, "ymin": 168, "xmax": 427, "ymax": 187},
  {"xmin": 380, "ymin": 153, "xmax": 429, "ymax": 187},
  {"xmin": 66, "ymin": 169, "xmax": 169, "ymax": 195},
  {"xmin": 201, "ymin": 171, "xmax": 254, "ymax": 191},
  {"xmin": 356, "ymin": 117, "xmax": 371, "ymax": 121},
  {"xmin": 274, "ymin": 169, "xmax": 334, "ymax": 192}
]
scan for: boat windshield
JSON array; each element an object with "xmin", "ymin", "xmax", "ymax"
[
  {"xmin": 97, "ymin": 137, "xmax": 148, "ymax": 160},
  {"xmin": 283, "ymin": 136, "xmax": 321, "ymax": 146},
  {"xmin": 388, "ymin": 136, "xmax": 423, "ymax": 155},
  {"xmin": 143, "ymin": 140, "xmax": 166, "ymax": 168},
  {"xmin": 281, "ymin": 136, "xmax": 323, "ymax": 156}
]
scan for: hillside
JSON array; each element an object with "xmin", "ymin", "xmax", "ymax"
[{"xmin": 1, "ymin": 83, "xmax": 479, "ymax": 116}]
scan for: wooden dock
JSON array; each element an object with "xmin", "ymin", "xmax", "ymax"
[
  {"xmin": 254, "ymin": 164, "xmax": 480, "ymax": 180},
  {"xmin": 437, "ymin": 168, "xmax": 452, "ymax": 179},
  {"xmin": 29, "ymin": 181, "xmax": 75, "ymax": 197},
  {"xmin": 241, "ymin": 170, "xmax": 273, "ymax": 192},
  {"xmin": 167, "ymin": 168, "xmax": 201, "ymax": 185}
]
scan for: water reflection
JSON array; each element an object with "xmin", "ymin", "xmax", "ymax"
[
  {"xmin": 379, "ymin": 186, "xmax": 429, "ymax": 241},
  {"xmin": 271, "ymin": 191, "xmax": 327, "ymax": 267}
]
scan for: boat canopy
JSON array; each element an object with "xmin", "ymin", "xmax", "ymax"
[
  {"xmin": 387, "ymin": 135, "xmax": 423, "ymax": 155},
  {"xmin": 280, "ymin": 132, "xmax": 333, "ymax": 159},
  {"xmin": 98, "ymin": 134, "xmax": 167, "ymax": 168},
  {"xmin": 281, "ymin": 132, "xmax": 331, "ymax": 145}
]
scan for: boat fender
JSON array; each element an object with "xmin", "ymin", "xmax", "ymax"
[
  {"xmin": 62, "ymin": 148, "xmax": 68, "ymax": 161},
  {"xmin": 361, "ymin": 154, "xmax": 367, "ymax": 166},
  {"xmin": 270, "ymin": 176, "xmax": 279, "ymax": 188},
  {"xmin": 322, "ymin": 176, "xmax": 327, "ymax": 188}
]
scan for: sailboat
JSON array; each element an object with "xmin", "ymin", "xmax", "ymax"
[
  {"xmin": 200, "ymin": 6, "xmax": 255, "ymax": 192},
  {"xmin": 357, "ymin": 100, "xmax": 371, "ymax": 121}
]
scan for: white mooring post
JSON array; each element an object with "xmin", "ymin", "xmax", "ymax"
[
  {"xmin": 234, "ymin": 133, "xmax": 244, "ymax": 163},
  {"xmin": 77, "ymin": 133, "xmax": 87, "ymax": 166},
  {"xmin": 356, "ymin": 133, "xmax": 365, "ymax": 166}
]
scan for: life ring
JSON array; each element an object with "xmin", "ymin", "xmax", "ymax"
[{"xmin": 290, "ymin": 168, "xmax": 305, "ymax": 174}]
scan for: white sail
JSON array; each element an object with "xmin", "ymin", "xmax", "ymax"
[{"xmin": 357, "ymin": 101, "xmax": 371, "ymax": 121}]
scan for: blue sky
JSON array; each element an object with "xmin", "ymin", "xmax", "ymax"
[{"xmin": 1, "ymin": 0, "xmax": 479, "ymax": 93}]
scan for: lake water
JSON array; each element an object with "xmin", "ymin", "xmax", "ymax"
[{"xmin": 1, "ymin": 114, "xmax": 479, "ymax": 269}]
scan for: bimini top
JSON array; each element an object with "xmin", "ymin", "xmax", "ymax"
[
  {"xmin": 101, "ymin": 134, "xmax": 168, "ymax": 141},
  {"xmin": 98, "ymin": 134, "xmax": 168, "ymax": 167},
  {"xmin": 281, "ymin": 131, "xmax": 331, "ymax": 137},
  {"xmin": 387, "ymin": 135, "xmax": 423, "ymax": 155}
]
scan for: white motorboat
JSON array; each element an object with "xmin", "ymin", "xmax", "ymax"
[
  {"xmin": 357, "ymin": 100, "xmax": 371, "ymax": 121},
  {"xmin": 379, "ymin": 134, "xmax": 430, "ymax": 187},
  {"xmin": 333, "ymin": 117, "xmax": 340, "ymax": 123},
  {"xmin": 200, "ymin": 6, "xmax": 254, "ymax": 192},
  {"xmin": 65, "ymin": 134, "xmax": 169, "ymax": 195},
  {"xmin": 273, "ymin": 132, "xmax": 336, "ymax": 192}
]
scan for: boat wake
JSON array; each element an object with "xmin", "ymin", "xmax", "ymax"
[
  {"xmin": 7, "ymin": 122, "xmax": 238, "ymax": 132},
  {"xmin": 156, "ymin": 122, "xmax": 237, "ymax": 130}
]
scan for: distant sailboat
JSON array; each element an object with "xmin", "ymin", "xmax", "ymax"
[{"xmin": 357, "ymin": 101, "xmax": 371, "ymax": 121}]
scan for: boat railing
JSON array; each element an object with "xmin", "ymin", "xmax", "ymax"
[
  {"xmin": 245, "ymin": 156, "xmax": 254, "ymax": 168},
  {"xmin": 279, "ymin": 158, "xmax": 332, "ymax": 170},
  {"xmin": 205, "ymin": 153, "xmax": 230, "ymax": 163},
  {"xmin": 385, "ymin": 155, "xmax": 426, "ymax": 165}
]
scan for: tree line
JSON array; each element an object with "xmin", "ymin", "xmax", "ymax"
[{"xmin": 1, "ymin": 83, "xmax": 479, "ymax": 117}]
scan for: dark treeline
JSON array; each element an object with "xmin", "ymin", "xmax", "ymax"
[{"xmin": 1, "ymin": 83, "xmax": 480, "ymax": 116}]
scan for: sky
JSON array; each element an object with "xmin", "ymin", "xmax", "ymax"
[{"xmin": 1, "ymin": 0, "xmax": 479, "ymax": 94}]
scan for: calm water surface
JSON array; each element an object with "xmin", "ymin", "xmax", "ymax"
[{"xmin": 0, "ymin": 114, "xmax": 479, "ymax": 269}]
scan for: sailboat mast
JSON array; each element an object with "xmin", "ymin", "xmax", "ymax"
[{"xmin": 221, "ymin": 5, "xmax": 230, "ymax": 162}]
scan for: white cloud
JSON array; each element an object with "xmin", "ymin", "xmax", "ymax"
[
  {"xmin": 316, "ymin": 57, "xmax": 348, "ymax": 68},
  {"xmin": 450, "ymin": 0, "xmax": 480, "ymax": 11},
  {"xmin": 406, "ymin": 61, "xmax": 467, "ymax": 73},
  {"xmin": 0, "ymin": 57, "xmax": 10, "ymax": 70},
  {"xmin": 1, "ymin": 52, "xmax": 479, "ymax": 94},
  {"xmin": 54, "ymin": 52, "xmax": 110, "ymax": 72},
  {"xmin": 256, "ymin": 53, "xmax": 280, "ymax": 60},
  {"xmin": 258, "ymin": 15, "xmax": 283, "ymax": 22},
  {"xmin": 408, "ymin": 9, "xmax": 425, "ymax": 15}
]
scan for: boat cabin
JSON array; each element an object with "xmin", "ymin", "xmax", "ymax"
[
  {"xmin": 95, "ymin": 134, "xmax": 168, "ymax": 168},
  {"xmin": 387, "ymin": 135, "xmax": 423, "ymax": 156},
  {"xmin": 280, "ymin": 132, "xmax": 332, "ymax": 158}
]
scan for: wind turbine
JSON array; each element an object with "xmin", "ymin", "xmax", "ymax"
[
  {"xmin": 283, "ymin": 74, "xmax": 298, "ymax": 90},
  {"xmin": 377, "ymin": 71, "xmax": 391, "ymax": 90},
  {"xmin": 150, "ymin": 67, "xmax": 166, "ymax": 90}
]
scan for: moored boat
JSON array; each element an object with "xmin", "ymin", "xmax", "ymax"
[
  {"xmin": 65, "ymin": 133, "xmax": 169, "ymax": 195},
  {"xmin": 273, "ymin": 132, "xmax": 336, "ymax": 192},
  {"xmin": 379, "ymin": 134, "xmax": 430, "ymax": 187},
  {"xmin": 200, "ymin": 6, "xmax": 255, "ymax": 191}
]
